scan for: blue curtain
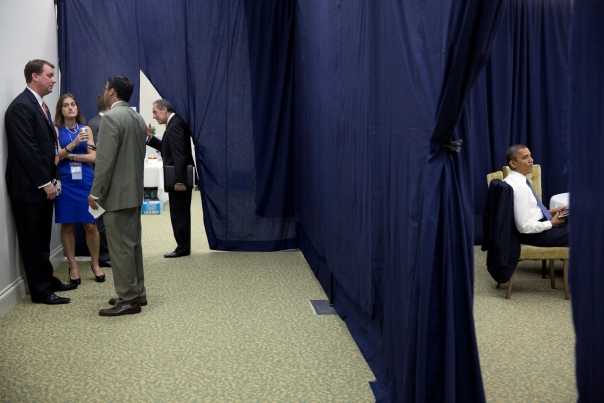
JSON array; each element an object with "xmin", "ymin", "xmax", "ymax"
[
  {"xmin": 406, "ymin": 0, "xmax": 506, "ymax": 400},
  {"xmin": 56, "ymin": 0, "xmax": 141, "ymax": 119},
  {"xmin": 295, "ymin": 0, "xmax": 505, "ymax": 400},
  {"xmin": 243, "ymin": 0, "xmax": 296, "ymax": 219},
  {"xmin": 470, "ymin": 0, "xmax": 572, "ymax": 243},
  {"xmin": 57, "ymin": 0, "xmax": 297, "ymax": 251},
  {"xmin": 569, "ymin": 1, "xmax": 604, "ymax": 400},
  {"xmin": 55, "ymin": 1, "xmax": 588, "ymax": 402}
]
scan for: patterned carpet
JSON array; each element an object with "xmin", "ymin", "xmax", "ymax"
[
  {"xmin": 0, "ymin": 195, "xmax": 375, "ymax": 402},
  {"xmin": 0, "ymin": 193, "xmax": 578, "ymax": 402},
  {"xmin": 474, "ymin": 247, "xmax": 577, "ymax": 402}
]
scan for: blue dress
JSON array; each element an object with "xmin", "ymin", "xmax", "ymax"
[{"xmin": 54, "ymin": 124, "xmax": 95, "ymax": 223}]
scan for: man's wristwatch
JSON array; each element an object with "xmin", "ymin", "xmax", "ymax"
[{"xmin": 69, "ymin": 153, "xmax": 74, "ymax": 161}]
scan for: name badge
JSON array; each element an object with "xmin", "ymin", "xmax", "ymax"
[{"xmin": 70, "ymin": 161, "xmax": 82, "ymax": 180}]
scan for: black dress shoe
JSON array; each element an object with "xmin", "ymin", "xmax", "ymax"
[
  {"xmin": 164, "ymin": 251, "xmax": 190, "ymax": 258},
  {"xmin": 52, "ymin": 283, "xmax": 78, "ymax": 292},
  {"xmin": 108, "ymin": 297, "xmax": 147, "ymax": 306},
  {"xmin": 99, "ymin": 259, "xmax": 112, "ymax": 268},
  {"xmin": 99, "ymin": 300, "xmax": 142, "ymax": 316},
  {"xmin": 33, "ymin": 294, "xmax": 70, "ymax": 305}
]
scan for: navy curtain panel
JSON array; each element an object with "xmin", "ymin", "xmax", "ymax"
[
  {"xmin": 56, "ymin": 0, "xmax": 141, "ymax": 119},
  {"xmin": 296, "ymin": 0, "xmax": 504, "ymax": 400},
  {"xmin": 469, "ymin": 0, "xmax": 572, "ymax": 243},
  {"xmin": 57, "ymin": 0, "xmax": 297, "ymax": 251},
  {"xmin": 242, "ymin": 1, "xmax": 296, "ymax": 218},
  {"xmin": 407, "ymin": 0, "xmax": 505, "ymax": 401},
  {"xmin": 569, "ymin": 1, "xmax": 604, "ymax": 400}
]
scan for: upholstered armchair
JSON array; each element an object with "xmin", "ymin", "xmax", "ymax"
[{"xmin": 485, "ymin": 166, "xmax": 570, "ymax": 299}]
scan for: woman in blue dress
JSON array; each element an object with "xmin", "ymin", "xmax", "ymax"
[{"xmin": 54, "ymin": 94, "xmax": 105, "ymax": 284}]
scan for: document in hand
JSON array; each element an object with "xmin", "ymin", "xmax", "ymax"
[{"xmin": 89, "ymin": 204, "xmax": 105, "ymax": 219}]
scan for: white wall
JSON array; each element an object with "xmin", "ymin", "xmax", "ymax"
[
  {"xmin": 139, "ymin": 71, "xmax": 196, "ymax": 163},
  {"xmin": 140, "ymin": 71, "xmax": 165, "ymax": 156},
  {"xmin": 0, "ymin": 1, "xmax": 64, "ymax": 316}
]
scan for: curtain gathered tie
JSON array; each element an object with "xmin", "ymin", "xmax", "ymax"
[{"xmin": 444, "ymin": 139, "xmax": 463, "ymax": 153}]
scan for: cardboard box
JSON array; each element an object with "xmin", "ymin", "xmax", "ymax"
[{"xmin": 142, "ymin": 200, "xmax": 164, "ymax": 215}]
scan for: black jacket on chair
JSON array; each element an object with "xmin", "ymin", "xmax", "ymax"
[{"xmin": 481, "ymin": 179, "xmax": 520, "ymax": 283}]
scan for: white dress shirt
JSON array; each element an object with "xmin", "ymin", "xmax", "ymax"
[{"xmin": 504, "ymin": 170, "xmax": 552, "ymax": 234}]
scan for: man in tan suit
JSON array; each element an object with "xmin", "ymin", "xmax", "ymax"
[{"xmin": 88, "ymin": 76, "xmax": 147, "ymax": 316}]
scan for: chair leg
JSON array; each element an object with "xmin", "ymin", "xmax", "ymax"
[
  {"xmin": 506, "ymin": 272, "xmax": 515, "ymax": 299},
  {"xmin": 550, "ymin": 260, "xmax": 556, "ymax": 289},
  {"xmin": 496, "ymin": 283, "xmax": 501, "ymax": 289},
  {"xmin": 564, "ymin": 260, "xmax": 570, "ymax": 300},
  {"xmin": 542, "ymin": 260, "xmax": 547, "ymax": 279}
]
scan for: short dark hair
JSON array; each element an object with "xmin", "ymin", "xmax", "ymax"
[
  {"xmin": 24, "ymin": 59, "xmax": 54, "ymax": 84},
  {"xmin": 153, "ymin": 99, "xmax": 174, "ymax": 113},
  {"xmin": 54, "ymin": 93, "xmax": 86, "ymax": 127},
  {"xmin": 505, "ymin": 144, "xmax": 528, "ymax": 164},
  {"xmin": 107, "ymin": 75, "xmax": 134, "ymax": 102},
  {"xmin": 95, "ymin": 93, "xmax": 107, "ymax": 112}
]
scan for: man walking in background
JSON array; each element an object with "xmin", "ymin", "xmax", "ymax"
[
  {"xmin": 89, "ymin": 76, "xmax": 147, "ymax": 316},
  {"xmin": 86, "ymin": 93, "xmax": 111, "ymax": 268},
  {"xmin": 5, "ymin": 59, "xmax": 76, "ymax": 305},
  {"xmin": 146, "ymin": 99, "xmax": 195, "ymax": 258}
]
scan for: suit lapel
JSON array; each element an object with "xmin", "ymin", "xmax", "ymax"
[{"xmin": 25, "ymin": 90, "xmax": 48, "ymax": 123}]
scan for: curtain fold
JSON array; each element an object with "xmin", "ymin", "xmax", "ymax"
[
  {"xmin": 136, "ymin": 0, "xmax": 297, "ymax": 251},
  {"xmin": 569, "ymin": 1, "xmax": 604, "ymax": 400},
  {"xmin": 404, "ymin": 1, "xmax": 505, "ymax": 400},
  {"xmin": 56, "ymin": 0, "xmax": 141, "ymax": 119},
  {"xmin": 243, "ymin": 0, "xmax": 296, "ymax": 219}
]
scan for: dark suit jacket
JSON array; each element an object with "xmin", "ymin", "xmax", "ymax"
[
  {"xmin": 147, "ymin": 114, "xmax": 195, "ymax": 186},
  {"xmin": 4, "ymin": 88, "xmax": 60, "ymax": 203},
  {"xmin": 87, "ymin": 113, "xmax": 102, "ymax": 144},
  {"xmin": 481, "ymin": 179, "xmax": 521, "ymax": 283}
]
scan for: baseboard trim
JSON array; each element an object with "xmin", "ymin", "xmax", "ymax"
[
  {"xmin": 0, "ymin": 246, "xmax": 64, "ymax": 317},
  {"xmin": 0, "ymin": 277, "xmax": 27, "ymax": 317},
  {"xmin": 50, "ymin": 245, "xmax": 65, "ymax": 269}
]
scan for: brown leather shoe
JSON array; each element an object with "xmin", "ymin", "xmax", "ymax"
[
  {"xmin": 99, "ymin": 300, "xmax": 142, "ymax": 316},
  {"xmin": 108, "ymin": 297, "xmax": 147, "ymax": 306}
]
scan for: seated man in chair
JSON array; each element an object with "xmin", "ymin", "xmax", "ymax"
[{"xmin": 503, "ymin": 144, "xmax": 569, "ymax": 247}]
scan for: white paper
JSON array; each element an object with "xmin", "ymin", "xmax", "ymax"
[{"xmin": 89, "ymin": 204, "xmax": 105, "ymax": 218}]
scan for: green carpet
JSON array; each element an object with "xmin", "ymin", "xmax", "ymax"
[
  {"xmin": 0, "ymin": 195, "xmax": 375, "ymax": 402},
  {"xmin": 0, "ymin": 194, "xmax": 578, "ymax": 402},
  {"xmin": 474, "ymin": 246, "xmax": 577, "ymax": 402}
]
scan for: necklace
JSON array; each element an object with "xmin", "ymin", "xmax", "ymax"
[{"xmin": 65, "ymin": 124, "xmax": 79, "ymax": 144}]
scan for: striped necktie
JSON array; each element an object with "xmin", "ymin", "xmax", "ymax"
[
  {"xmin": 42, "ymin": 101, "xmax": 59, "ymax": 164},
  {"xmin": 41, "ymin": 100, "xmax": 51, "ymax": 124}
]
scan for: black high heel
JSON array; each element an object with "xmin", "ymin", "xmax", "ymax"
[
  {"xmin": 91, "ymin": 265, "xmax": 106, "ymax": 283},
  {"xmin": 69, "ymin": 267, "xmax": 81, "ymax": 285}
]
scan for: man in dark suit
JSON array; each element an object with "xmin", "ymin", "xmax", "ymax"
[
  {"xmin": 146, "ymin": 99, "xmax": 195, "ymax": 258},
  {"xmin": 87, "ymin": 93, "xmax": 111, "ymax": 268},
  {"xmin": 89, "ymin": 76, "xmax": 147, "ymax": 316},
  {"xmin": 4, "ymin": 59, "xmax": 77, "ymax": 305}
]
